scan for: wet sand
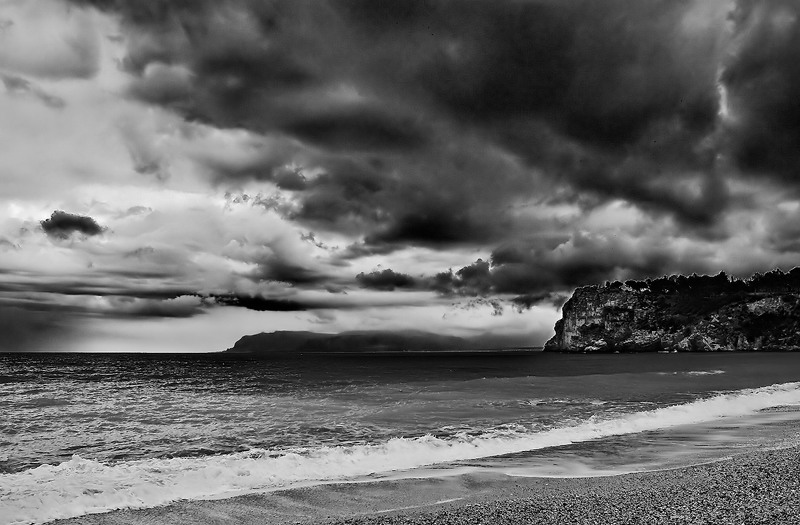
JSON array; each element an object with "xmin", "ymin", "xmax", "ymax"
[{"xmin": 55, "ymin": 445, "xmax": 800, "ymax": 525}]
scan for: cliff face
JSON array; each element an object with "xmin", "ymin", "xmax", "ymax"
[{"xmin": 545, "ymin": 272, "xmax": 800, "ymax": 352}]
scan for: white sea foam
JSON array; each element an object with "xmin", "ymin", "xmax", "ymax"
[
  {"xmin": 657, "ymin": 369, "xmax": 726, "ymax": 376},
  {"xmin": 3, "ymin": 381, "xmax": 800, "ymax": 525}
]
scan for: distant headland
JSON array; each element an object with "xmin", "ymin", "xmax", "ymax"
[
  {"xmin": 228, "ymin": 268, "xmax": 800, "ymax": 356},
  {"xmin": 545, "ymin": 268, "xmax": 800, "ymax": 353},
  {"xmin": 226, "ymin": 330, "xmax": 540, "ymax": 356}
]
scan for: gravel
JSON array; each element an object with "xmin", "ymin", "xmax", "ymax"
[
  {"xmin": 318, "ymin": 447, "xmax": 800, "ymax": 525},
  {"xmin": 54, "ymin": 446, "xmax": 800, "ymax": 525}
]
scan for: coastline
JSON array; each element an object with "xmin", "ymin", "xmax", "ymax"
[{"xmin": 54, "ymin": 444, "xmax": 800, "ymax": 525}]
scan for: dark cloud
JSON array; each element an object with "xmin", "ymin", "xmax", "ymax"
[
  {"xmin": 40, "ymin": 211, "xmax": 104, "ymax": 239},
  {"xmin": 372, "ymin": 229, "xmax": 721, "ymax": 309},
  {"xmin": 0, "ymin": 286, "xmax": 212, "ymax": 318},
  {"xmin": 75, "ymin": 0, "xmax": 734, "ymax": 236},
  {"xmin": 335, "ymin": 241, "xmax": 399, "ymax": 261},
  {"xmin": 414, "ymin": 2, "xmax": 575, "ymax": 121},
  {"xmin": 562, "ymin": 159, "xmax": 730, "ymax": 229},
  {"xmin": 213, "ymin": 294, "xmax": 309, "ymax": 312},
  {"xmin": 480, "ymin": 233, "xmax": 703, "ymax": 296},
  {"xmin": 356, "ymin": 269, "xmax": 416, "ymax": 291},
  {"xmin": 105, "ymin": 296, "xmax": 211, "ymax": 318},
  {"xmin": 282, "ymin": 108, "xmax": 427, "ymax": 152},
  {"xmin": 256, "ymin": 260, "xmax": 329, "ymax": 286},
  {"xmin": 292, "ymin": 159, "xmax": 387, "ymax": 234},
  {"xmin": 0, "ymin": 280, "xmax": 196, "ymax": 301},
  {"xmin": 286, "ymin": 138, "xmax": 527, "ymax": 250},
  {"xmin": 721, "ymin": 0, "xmax": 800, "ymax": 182},
  {"xmin": 60, "ymin": 0, "xmax": 800, "ymax": 312},
  {"xmin": 432, "ymin": 259, "xmax": 493, "ymax": 297},
  {"xmin": 365, "ymin": 207, "xmax": 501, "ymax": 246},
  {"xmin": 126, "ymin": 62, "xmax": 194, "ymax": 108},
  {"xmin": 202, "ymin": 139, "xmax": 302, "ymax": 187},
  {"xmin": 272, "ymin": 167, "xmax": 308, "ymax": 191}
]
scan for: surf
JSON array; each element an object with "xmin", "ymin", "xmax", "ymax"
[{"xmin": 3, "ymin": 381, "xmax": 800, "ymax": 525}]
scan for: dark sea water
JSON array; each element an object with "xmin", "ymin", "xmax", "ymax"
[{"xmin": 2, "ymin": 351, "xmax": 800, "ymax": 524}]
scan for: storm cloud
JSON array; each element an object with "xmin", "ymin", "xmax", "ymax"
[
  {"xmin": 40, "ymin": 211, "xmax": 104, "ymax": 239},
  {"xmin": 4, "ymin": 0, "xmax": 800, "ymax": 349},
  {"xmin": 356, "ymin": 269, "xmax": 417, "ymax": 291},
  {"xmin": 721, "ymin": 0, "xmax": 800, "ymax": 183},
  {"xmin": 71, "ymin": 0, "xmax": 739, "ymax": 238}
]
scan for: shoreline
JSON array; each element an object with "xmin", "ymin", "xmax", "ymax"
[{"xmin": 54, "ymin": 444, "xmax": 800, "ymax": 525}]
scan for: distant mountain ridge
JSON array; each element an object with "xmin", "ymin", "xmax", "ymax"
[
  {"xmin": 226, "ymin": 330, "xmax": 539, "ymax": 355},
  {"xmin": 545, "ymin": 268, "xmax": 800, "ymax": 352}
]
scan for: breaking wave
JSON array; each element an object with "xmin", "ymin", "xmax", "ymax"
[
  {"xmin": 3, "ymin": 381, "xmax": 800, "ymax": 525},
  {"xmin": 656, "ymin": 369, "xmax": 726, "ymax": 376}
]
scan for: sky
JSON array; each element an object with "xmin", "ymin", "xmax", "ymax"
[{"xmin": 2, "ymin": 0, "xmax": 800, "ymax": 352}]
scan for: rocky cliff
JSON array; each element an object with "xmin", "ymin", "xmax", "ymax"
[{"xmin": 544, "ymin": 270, "xmax": 800, "ymax": 352}]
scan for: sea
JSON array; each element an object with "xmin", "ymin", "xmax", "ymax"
[{"xmin": 2, "ymin": 351, "xmax": 800, "ymax": 525}]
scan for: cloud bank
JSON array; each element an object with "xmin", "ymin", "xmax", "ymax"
[{"xmin": 2, "ymin": 0, "xmax": 800, "ymax": 350}]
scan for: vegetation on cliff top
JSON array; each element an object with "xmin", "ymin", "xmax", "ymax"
[
  {"xmin": 547, "ymin": 267, "xmax": 800, "ymax": 352},
  {"xmin": 605, "ymin": 268, "xmax": 800, "ymax": 317}
]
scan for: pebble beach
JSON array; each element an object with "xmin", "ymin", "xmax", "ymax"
[
  {"xmin": 324, "ymin": 447, "xmax": 800, "ymax": 525},
  {"xmin": 55, "ymin": 444, "xmax": 800, "ymax": 525}
]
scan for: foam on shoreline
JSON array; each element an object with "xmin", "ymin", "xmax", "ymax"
[
  {"xmin": 52, "ymin": 444, "xmax": 800, "ymax": 525},
  {"xmin": 3, "ymin": 381, "xmax": 800, "ymax": 525}
]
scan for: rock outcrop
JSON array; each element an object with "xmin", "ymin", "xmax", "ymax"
[{"xmin": 545, "ymin": 269, "xmax": 800, "ymax": 352}]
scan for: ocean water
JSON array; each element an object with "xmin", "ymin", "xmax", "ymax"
[{"xmin": 2, "ymin": 351, "xmax": 800, "ymax": 524}]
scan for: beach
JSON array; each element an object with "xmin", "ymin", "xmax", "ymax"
[
  {"xmin": 54, "ymin": 444, "xmax": 800, "ymax": 525},
  {"xmin": 8, "ymin": 0, "xmax": 800, "ymax": 523},
  {"xmin": 6, "ymin": 352, "xmax": 800, "ymax": 525}
]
